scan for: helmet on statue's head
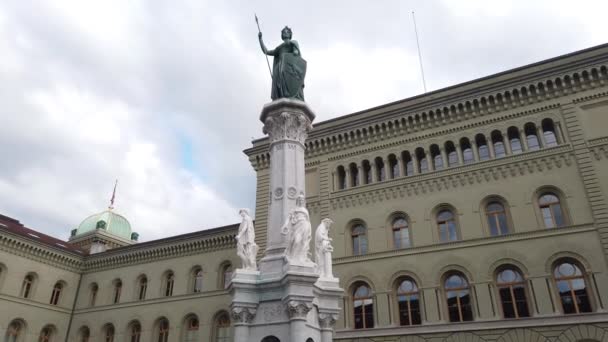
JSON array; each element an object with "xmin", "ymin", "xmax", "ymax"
[{"xmin": 281, "ymin": 26, "xmax": 292, "ymax": 40}]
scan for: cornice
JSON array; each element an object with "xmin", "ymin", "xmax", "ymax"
[
  {"xmin": 83, "ymin": 229, "xmax": 236, "ymax": 272},
  {"xmin": 335, "ymin": 311, "xmax": 608, "ymax": 339},
  {"xmin": 326, "ymin": 145, "xmax": 573, "ymax": 209},
  {"xmin": 0, "ymin": 230, "xmax": 84, "ymax": 272},
  {"xmin": 74, "ymin": 289, "xmax": 229, "ymax": 314},
  {"xmin": 0, "ymin": 293, "xmax": 74, "ymax": 314},
  {"xmin": 332, "ymin": 223, "xmax": 594, "ymax": 265},
  {"xmin": 245, "ymin": 55, "xmax": 608, "ymax": 170}
]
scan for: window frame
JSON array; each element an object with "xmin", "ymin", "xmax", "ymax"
[
  {"xmin": 391, "ymin": 216, "xmax": 411, "ymax": 249},
  {"xmin": 352, "ymin": 283, "xmax": 374, "ymax": 329},
  {"xmin": 50, "ymin": 282, "xmax": 63, "ymax": 305},
  {"xmin": 552, "ymin": 260, "xmax": 593, "ymax": 314},
  {"xmin": 484, "ymin": 200, "xmax": 511, "ymax": 236},
  {"xmin": 435, "ymin": 208, "xmax": 459, "ymax": 242},
  {"xmin": 21, "ymin": 274, "xmax": 35, "ymax": 299},
  {"xmin": 395, "ymin": 277, "xmax": 422, "ymax": 326},
  {"xmin": 495, "ymin": 267, "xmax": 530, "ymax": 319},
  {"xmin": 443, "ymin": 272, "xmax": 474, "ymax": 322},
  {"xmin": 538, "ymin": 192, "xmax": 566, "ymax": 228},
  {"xmin": 351, "ymin": 223, "xmax": 368, "ymax": 255}
]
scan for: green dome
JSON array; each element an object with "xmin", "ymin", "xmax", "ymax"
[{"xmin": 76, "ymin": 209, "xmax": 133, "ymax": 240}]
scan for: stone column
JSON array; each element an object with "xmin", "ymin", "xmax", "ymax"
[
  {"xmin": 383, "ymin": 158, "xmax": 391, "ymax": 180},
  {"xmin": 398, "ymin": 156, "xmax": 405, "ymax": 177},
  {"xmin": 537, "ymin": 126, "xmax": 545, "ymax": 148},
  {"xmin": 231, "ymin": 306, "xmax": 257, "ymax": 342},
  {"xmin": 440, "ymin": 148, "xmax": 448, "ymax": 168},
  {"xmin": 259, "ymin": 99, "xmax": 315, "ymax": 272},
  {"xmin": 555, "ymin": 123, "xmax": 564, "ymax": 144},
  {"xmin": 471, "ymin": 140, "xmax": 480, "ymax": 162},
  {"xmin": 503, "ymin": 131, "xmax": 512, "ymax": 155},
  {"xmin": 287, "ymin": 301, "xmax": 313, "ymax": 342},
  {"xmin": 318, "ymin": 313, "xmax": 338, "ymax": 342},
  {"xmin": 345, "ymin": 168, "xmax": 352, "ymax": 188},
  {"xmin": 358, "ymin": 165, "xmax": 365, "ymax": 185},
  {"xmin": 519, "ymin": 129, "xmax": 529, "ymax": 151},
  {"xmin": 426, "ymin": 150, "xmax": 434, "ymax": 172},
  {"xmin": 456, "ymin": 144, "xmax": 464, "ymax": 165},
  {"xmin": 488, "ymin": 138, "xmax": 496, "ymax": 158},
  {"xmin": 371, "ymin": 163, "xmax": 378, "ymax": 182},
  {"xmin": 412, "ymin": 157, "xmax": 420, "ymax": 175}
]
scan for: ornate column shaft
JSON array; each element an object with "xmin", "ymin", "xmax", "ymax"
[
  {"xmin": 471, "ymin": 140, "xmax": 480, "ymax": 162},
  {"xmin": 260, "ymin": 100, "xmax": 315, "ymax": 269}
]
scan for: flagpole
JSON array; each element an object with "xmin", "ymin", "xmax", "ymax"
[
  {"xmin": 109, "ymin": 179, "xmax": 118, "ymax": 210},
  {"xmin": 412, "ymin": 11, "xmax": 427, "ymax": 93}
]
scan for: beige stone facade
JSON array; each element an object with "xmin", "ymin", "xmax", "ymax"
[{"xmin": 2, "ymin": 43, "xmax": 608, "ymax": 342}]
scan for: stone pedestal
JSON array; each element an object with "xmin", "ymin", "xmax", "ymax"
[{"xmin": 231, "ymin": 99, "xmax": 342, "ymax": 342}]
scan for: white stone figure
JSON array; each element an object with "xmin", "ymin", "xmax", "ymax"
[
  {"xmin": 315, "ymin": 218, "xmax": 335, "ymax": 279},
  {"xmin": 236, "ymin": 209, "xmax": 259, "ymax": 270},
  {"xmin": 281, "ymin": 194, "xmax": 312, "ymax": 264}
]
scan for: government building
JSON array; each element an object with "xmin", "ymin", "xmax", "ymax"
[{"xmin": 2, "ymin": 43, "xmax": 608, "ymax": 342}]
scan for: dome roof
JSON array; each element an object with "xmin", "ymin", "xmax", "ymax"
[{"xmin": 75, "ymin": 209, "xmax": 133, "ymax": 241}]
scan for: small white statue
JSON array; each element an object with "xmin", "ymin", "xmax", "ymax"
[
  {"xmin": 315, "ymin": 218, "xmax": 335, "ymax": 279},
  {"xmin": 236, "ymin": 208, "xmax": 259, "ymax": 270},
  {"xmin": 281, "ymin": 195, "xmax": 312, "ymax": 264}
]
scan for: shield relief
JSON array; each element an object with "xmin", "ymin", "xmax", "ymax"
[{"xmin": 280, "ymin": 54, "xmax": 307, "ymax": 98}]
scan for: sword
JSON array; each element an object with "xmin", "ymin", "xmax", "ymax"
[{"xmin": 255, "ymin": 14, "xmax": 273, "ymax": 79}]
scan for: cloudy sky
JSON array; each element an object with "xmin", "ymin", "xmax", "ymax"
[{"xmin": 0, "ymin": 0, "xmax": 606, "ymax": 241}]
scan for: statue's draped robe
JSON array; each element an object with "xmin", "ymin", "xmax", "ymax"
[
  {"xmin": 284, "ymin": 207, "xmax": 311, "ymax": 262},
  {"xmin": 267, "ymin": 40, "xmax": 305, "ymax": 101},
  {"xmin": 237, "ymin": 217, "xmax": 257, "ymax": 269}
]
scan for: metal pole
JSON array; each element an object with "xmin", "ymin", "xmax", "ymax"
[
  {"xmin": 412, "ymin": 11, "xmax": 427, "ymax": 93},
  {"xmin": 255, "ymin": 14, "xmax": 273, "ymax": 79}
]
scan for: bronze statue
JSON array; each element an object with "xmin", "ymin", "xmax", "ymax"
[{"xmin": 258, "ymin": 24, "xmax": 306, "ymax": 101}]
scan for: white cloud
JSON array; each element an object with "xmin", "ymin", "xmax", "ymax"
[{"xmin": 0, "ymin": 0, "xmax": 606, "ymax": 242}]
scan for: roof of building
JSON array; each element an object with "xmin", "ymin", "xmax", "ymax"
[
  {"xmin": 75, "ymin": 209, "xmax": 133, "ymax": 241},
  {"xmin": 0, "ymin": 214, "xmax": 87, "ymax": 255}
]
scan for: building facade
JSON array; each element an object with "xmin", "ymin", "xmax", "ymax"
[{"xmin": 2, "ymin": 44, "xmax": 608, "ymax": 342}]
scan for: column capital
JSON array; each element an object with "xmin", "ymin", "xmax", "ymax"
[
  {"xmin": 231, "ymin": 306, "xmax": 257, "ymax": 325},
  {"xmin": 318, "ymin": 312, "xmax": 339, "ymax": 329},
  {"xmin": 286, "ymin": 300, "xmax": 313, "ymax": 320}
]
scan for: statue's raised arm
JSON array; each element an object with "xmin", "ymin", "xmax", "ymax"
[{"xmin": 257, "ymin": 26, "xmax": 306, "ymax": 101}]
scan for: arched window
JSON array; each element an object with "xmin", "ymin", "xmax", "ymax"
[
  {"xmin": 375, "ymin": 157, "xmax": 385, "ymax": 182},
  {"xmin": 221, "ymin": 263, "xmax": 233, "ymax": 289},
  {"xmin": 431, "ymin": 145, "xmax": 443, "ymax": 170},
  {"xmin": 362, "ymin": 160, "xmax": 372, "ymax": 184},
  {"xmin": 445, "ymin": 141, "xmax": 458, "ymax": 167},
  {"xmin": 392, "ymin": 217, "xmax": 411, "ymax": 249},
  {"xmin": 213, "ymin": 312, "xmax": 232, "ymax": 342},
  {"xmin": 351, "ymin": 224, "xmax": 368, "ymax": 255},
  {"xmin": 553, "ymin": 260, "xmax": 592, "ymax": 314},
  {"xmin": 5, "ymin": 320, "xmax": 24, "ymax": 342},
  {"xmin": 508, "ymin": 127, "xmax": 522, "ymax": 154},
  {"xmin": 78, "ymin": 326, "xmax": 90, "ymax": 342},
  {"xmin": 349, "ymin": 163, "xmax": 359, "ymax": 187},
  {"xmin": 539, "ymin": 193, "xmax": 565, "ymax": 228},
  {"xmin": 460, "ymin": 138, "xmax": 474, "ymax": 164},
  {"xmin": 137, "ymin": 276, "xmax": 147, "ymax": 300},
  {"xmin": 89, "ymin": 283, "xmax": 98, "ymax": 306},
  {"xmin": 492, "ymin": 130, "xmax": 506, "ymax": 158},
  {"xmin": 436, "ymin": 209, "xmax": 458, "ymax": 242},
  {"xmin": 49, "ymin": 282, "xmax": 63, "ymax": 305},
  {"xmin": 336, "ymin": 166, "xmax": 346, "ymax": 190},
  {"xmin": 183, "ymin": 315, "xmax": 199, "ymax": 342},
  {"xmin": 396, "ymin": 278, "xmax": 421, "ymax": 326},
  {"xmin": 156, "ymin": 319, "xmax": 170, "ymax": 342},
  {"xmin": 21, "ymin": 274, "xmax": 34, "ymax": 298},
  {"xmin": 476, "ymin": 134, "xmax": 490, "ymax": 161},
  {"xmin": 388, "ymin": 154, "xmax": 399, "ymax": 178},
  {"xmin": 416, "ymin": 148, "xmax": 428, "ymax": 173},
  {"xmin": 112, "ymin": 279, "xmax": 122, "ymax": 304},
  {"xmin": 38, "ymin": 326, "xmax": 53, "ymax": 342},
  {"xmin": 444, "ymin": 273, "xmax": 473, "ymax": 322},
  {"xmin": 542, "ymin": 119, "xmax": 558, "ymax": 147},
  {"xmin": 486, "ymin": 202, "xmax": 509, "ymax": 236},
  {"xmin": 402, "ymin": 152, "xmax": 414, "ymax": 176},
  {"xmin": 192, "ymin": 267, "xmax": 204, "ymax": 293},
  {"xmin": 103, "ymin": 324, "xmax": 114, "ymax": 342},
  {"xmin": 525, "ymin": 123, "xmax": 540, "ymax": 151},
  {"xmin": 496, "ymin": 267, "xmax": 529, "ymax": 319},
  {"xmin": 128, "ymin": 322, "xmax": 141, "ymax": 342},
  {"xmin": 352, "ymin": 283, "xmax": 374, "ymax": 329},
  {"xmin": 164, "ymin": 271, "xmax": 175, "ymax": 297}
]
